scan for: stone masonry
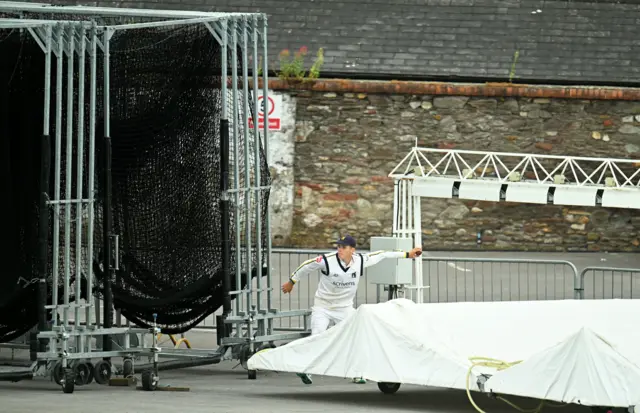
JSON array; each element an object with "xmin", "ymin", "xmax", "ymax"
[{"xmin": 283, "ymin": 90, "xmax": 640, "ymax": 252}]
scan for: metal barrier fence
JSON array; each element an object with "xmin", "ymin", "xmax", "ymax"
[
  {"xmin": 60, "ymin": 251, "xmax": 637, "ymax": 333},
  {"xmin": 577, "ymin": 267, "xmax": 640, "ymax": 300},
  {"xmin": 228, "ymin": 249, "xmax": 580, "ymax": 331},
  {"xmin": 422, "ymin": 257, "xmax": 579, "ymax": 302}
]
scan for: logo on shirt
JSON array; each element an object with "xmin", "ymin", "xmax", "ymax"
[
  {"xmin": 315, "ymin": 256, "xmax": 322, "ymax": 263},
  {"xmin": 351, "ymin": 272, "xmax": 356, "ymax": 278},
  {"xmin": 332, "ymin": 280, "xmax": 356, "ymax": 288}
]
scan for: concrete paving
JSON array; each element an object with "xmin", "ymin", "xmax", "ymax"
[{"xmin": 0, "ymin": 351, "xmax": 596, "ymax": 413}]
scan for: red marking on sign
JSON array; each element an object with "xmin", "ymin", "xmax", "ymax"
[
  {"xmin": 258, "ymin": 95, "xmax": 276, "ymax": 116},
  {"xmin": 248, "ymin": 118, "xmax": 281, "ymax": 130}
]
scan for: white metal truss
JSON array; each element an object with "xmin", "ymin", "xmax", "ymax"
[
  {"xmin": 390, "ymin": 145, "xmax": 640, "ymax": 209},
  {"xmin": 392, "ymin": 178, "xmax": 425, "ymax": 303},
  {"xmin": 388, "ymin": 144, "xmax": 640, "ymax": 304}
]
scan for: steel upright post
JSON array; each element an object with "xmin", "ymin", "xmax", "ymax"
[
  {"xmin": 102, "ymin": 28, "xmax": 113, "ymax": 353},
  {"xmin": 35, "ymin": 24, "xmax": 53, "ymax": 357},
  {"xmin": 220, "ymin": 21, "xmax": 232, "ymax": 317}
]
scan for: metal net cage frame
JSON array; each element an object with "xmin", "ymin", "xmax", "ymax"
[{"xmin": 0, "ymin": 1, "xmax": 306, "ymax": 390}]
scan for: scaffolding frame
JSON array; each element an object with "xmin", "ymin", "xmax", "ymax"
[
  {"xmin": 0, "ymin": 1, "xmax": 309, "ymax": 392},
  {"xmin": 388, "ymin": 143, "xmax": 640, "ymax": 304}
]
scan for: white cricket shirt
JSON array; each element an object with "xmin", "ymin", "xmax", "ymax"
[{"xmin": 289, "ymin": 250, "xmax": 408, "ymax": 309}]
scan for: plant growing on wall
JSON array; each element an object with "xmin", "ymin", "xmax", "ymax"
[
  {"xmin": 509, "ymin": 49, "xmax": 520, "ymax": 83},
  {"xmin": 278, "ymin": 46, "xmax": 324, "ymax": 81}
]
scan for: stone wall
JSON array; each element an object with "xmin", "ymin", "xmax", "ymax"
[{"xmin": 275, "ymin": 88, "xmax": 640, "ymax": 252}]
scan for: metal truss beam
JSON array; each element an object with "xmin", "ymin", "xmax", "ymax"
[
  {"xmin": 389, "ymin": 146, "xmax": 640, "ymax": 209},
  {"xmin": 0, "ymin": 2, "xmax": 267, "ymax": 45},
  {"xmin": 0, "ymin": 1, "xmax": 266, "ymax": 21},
  {"xmin": 0, "ymin": 19, "xmax": 104, "ymax": 57}
]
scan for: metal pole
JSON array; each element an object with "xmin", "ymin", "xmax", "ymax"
[
  {"xmin": 74, "ymin": 27, "xmax": 86, "ymax": 346},
  {"xmin": 231, "ymin": 19, "xmax": 242, "ymax": 320},
  {"xmin": 52, "ymin": 24, "xmax": 64, "ymax": 331},
  {"xmin": 85, "ymin": 25, "xmax": 97, "ymax": 332},
  {"xmin": 401, "ymin": 180, "xmax": 407, "ymax": 235},
  {"xmin": 261, "ymin": 15, "xmax": 273, "ymax": 320},
  {"xmin": 392, "ymin": 180, "xmax": 399, "ymax": 237},
  {"xmin": 36, "ymin": 24, "xmax": 53, "ymax": 354},
  {"xmin": 241, "ymin": 18, "xmax": 254, "ymax": 337},
  {"xmin": 102, "ymin": 28, "xmax": 113, "ymax": 352},
  {"xmin": 407, "ymin": 179, "xmax": 413, "ymax": 302},
  {"xmin": 63, "ymin": 24, "xmax": 75, "ymax": 329},
  {"xmin": 251, "ymin": 16, "xmax": 262, "ymax": 320},
  {"xmin": 412, "ymin": 182, "xmax": 423, "ymax": 304},
  {"xmin": 220, "ymin": 20, "xmax": 232, "ymax": 318}
]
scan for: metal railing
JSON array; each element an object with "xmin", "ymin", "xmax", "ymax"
[
  {"xmin": 577, "ymin": 266, "xmax": 640, "ymax": 300},
  {"xmin": 422, "ymin": 257, "xmax": 579, "ymax": 302},
  {"xmin": 58, "ymin": 251, "xmax": 638, "ymax": 333},
  {"xmin": 234, "ymin": 249, "xmax": 581, "ymax": 331}
]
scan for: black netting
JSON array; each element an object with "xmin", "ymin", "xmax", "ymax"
[
  {"xmin": 0, "ymin": 17, "xmax": 270, "ymax": 341},
  {"xmin": 100, "ymin": 24, "xmax": 270, "ymax": 333},
  {"xmin": 0, "ymin": 28, "xmax": 82, "ymax": 343}
]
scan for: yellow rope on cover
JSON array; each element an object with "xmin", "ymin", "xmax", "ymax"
[{"xmin": 466, "ymin": 357, "xmax": 568, "ymax": 413}]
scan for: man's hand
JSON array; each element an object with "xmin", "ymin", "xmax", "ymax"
[
  {"xmin": 407, "ymin": 247, "xmax": 423, "ymax": 259},
  {"xmin": 281, "ymin": 280, "xmax": 294, "ymax": 294}
]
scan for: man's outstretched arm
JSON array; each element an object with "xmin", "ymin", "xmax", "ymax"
[
  {"xmin": 281, "ymin": 255, "xmax": 326, "ymax": 293},
  {"xmin": 362, "ymin": 246, "xmax": 422, "ymax": 269}
]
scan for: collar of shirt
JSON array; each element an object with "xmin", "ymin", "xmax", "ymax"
[{"xmin": 339, "ymin": 256, "xmax": 354, "ymax": 268}]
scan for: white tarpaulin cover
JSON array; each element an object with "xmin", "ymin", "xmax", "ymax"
[{"xmin": 247, "ymin": 298, "xmax": 640, "ymax": 408}]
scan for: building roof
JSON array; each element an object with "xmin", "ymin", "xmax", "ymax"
[{"xmin": 45, "ymin": 0, "xmax": 640, "ymax": 85}]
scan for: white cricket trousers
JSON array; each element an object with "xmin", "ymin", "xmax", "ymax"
[
  {"xmin": 310, "ymin": 306, "xmax": 356, "ymax": 336},
  {"xmin": 299, "ymin": 306, "xmax": 357, "ymax": 383}
]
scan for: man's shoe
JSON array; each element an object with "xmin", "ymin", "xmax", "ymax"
[
  {"xmin": 297, "ymin": 373, "xmax": 313, "ymax": 385},
  {"xmin": 352, "ymin": 377, "xmax": 366, "ymax": 384}
]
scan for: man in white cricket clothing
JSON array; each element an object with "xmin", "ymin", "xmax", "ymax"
[{"xmin": 281, "ymin": 234, "xmax": 422, "ymax": 385}]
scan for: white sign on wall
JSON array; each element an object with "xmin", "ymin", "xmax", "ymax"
[{"xmin": 248, "ymin": 91, "xmax": 282, "ymax": 131}]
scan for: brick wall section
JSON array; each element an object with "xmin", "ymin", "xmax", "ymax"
[
  {"xmin": 266, "ymin": 79, "xmax": 640, "ymax": 101},
  {"xmin": 277, "ymin": 80, "xmax": 640, "ymax": 252}
]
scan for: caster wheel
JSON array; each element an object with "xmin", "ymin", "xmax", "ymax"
[
  {"xmin": 93, "ymin": 360, "xmax": 111, "ymax": 385},
  {"xmin": 62, "ymin": 368, "xmax": 75, "ymax": 394},
  {"xmin": 141, "ymin": 370, "xmax": 158, "ymax": 391},
  {"xmin": 84, "ymin": 362, "xmax": 94, "ymax": 384},
  {"xmin": 122, "ymin": 358, "xmax": 134, "ymax": 377},
  {"xmin": 73, "ymin": 361, "xmax": 93, "ymax": 386},
  {"xmin": 378, "ymin": 382, "xmax": 401, "ymax": 394},
  {"xmin": 52, "ymin": 362, "xmax": 64, "ymax": 385},
  {"xmin": 248, "ymin": 370, "xmax": 256, "ymax": 380}
]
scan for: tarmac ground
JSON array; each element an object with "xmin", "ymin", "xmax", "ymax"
[{"xmin": 0, "ymin": 335, "xmax": 605, "ymax": 413}]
